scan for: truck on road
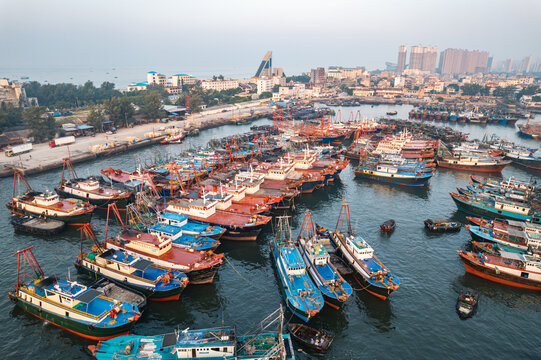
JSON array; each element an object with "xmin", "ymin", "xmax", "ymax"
[
  {"xmin": 5, "ymin": 143, "xmax": 33, "ymax": 157},
  {"xmin": 49, "ymin": 135, "xmax": 75, "ymax": 147}
]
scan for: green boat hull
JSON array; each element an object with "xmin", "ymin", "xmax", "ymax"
[{"xmin": 9, "ymin": 295, "xmax": 136, "ymax": 340}]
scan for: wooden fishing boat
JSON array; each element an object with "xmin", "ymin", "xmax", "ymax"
[
  {"xmin": 457, "ymin": 250, "xmax": 541, "ymax": 290},
  {"xmin": 90, "ymin": 307, "xmax": 293, "ymax": 360},
  {"xmin": 8, "ymin": 247, "xmax": 141, "ymax": 340},
  {"xmin": 354, "ymin": 163, "xmax": 433, "ymax": 187},
  {"xmin": 380, "ymin": 219, "xmax": 396, "ymax": 233},
  {"xmin": 456, "ymin": 288, "xmax": 479, "ymax": 319},
  {"xmin": 424, "ymin": 219, "xmax": 461, "ymax": 232},
  {"xmin": 104, "ymin": 205, "xmax": 223, "ymax": 285},
  {"xmin": 287, "ymin": 323, "xmax": 334, "ymax": 352},
  {"xmin": 326, "ymin": 203, "xmax": 400, "ymax": 300},
  {"xmin": 75, "ymin": 225, "xmax": 190, "ymax": 301},
  {"xmin": 148, "ymin": 221, "xmax": 220, "ymax": 251},
  {"xmin": 157, "ymin": 212, "xmax": 226, "ymax": 240},
  {"xmin": 10, "ymin": 214, "xmax": 65, "ymax": 235},
  {"xmin": 271, "ymin": 216, "xmax": 324, "ymax": 322},
  {"xmin": 160, "ymin": 131, "xmax": 185, "ymax": 144},
  {"xmin": 55, "ymin": 159, "xmax": 132, "ymax": 209},
  {"xmin": 471, "ymin": 241, "xmax": 527, "ymax": 256},
  {"xmin": 437, "ymin": 154, "xmax": 511, "ymax": 172},
  {"xmin": 7, "ymin": 171, "xmax": 95, "ymax": 225},
  {"xmin": 297, "ymin": 211, "xmax": 352, "ymax": 309},
  {"xmin": 165, "ymin": 198, "xmax": 271, "ymax": 241}
]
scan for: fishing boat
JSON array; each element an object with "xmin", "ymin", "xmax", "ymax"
[
  {"xmin": 10, "ymin": 214, "xmax": 65, "ymax": 235},
  {"xmin": 148, "ymin": 221, "xmax": 220, "ymax": 251},
  {"xmin": 7, "ymin": 171, "xmax": 95, "ymax": 225},
  {"xmin": 100, "ymin": 168, "xmax": 150, "ymax": 191},
  {"xmin": 450, "ymin": 192, "xmax": 541, "ymax": 223},
  {"xmin": 8, "ymin": 247, "xmax": 141, "ymax": 340},
  {"xmin": 325, "ymin": 203, "xmax": 400, "ymax": 300},
  {"xmin": 296, "ymin": 211, "xmax": 352, "ymax": 309},
  {"xmin": 104, "ymin": 205, "xmax": 223, "ymax": 285},
  {"xmin": 504, "ymin": 149, "xmax": 541, "ymax": 170},
  {"xmin": 75, "ymin": 225, "xmax": 189, "ymax": 301},
  {"xmin": 471, "ymin": 241, "xmax": 527, "ymax": 256},
  {"xmin": 457, "ymin": 250, "xmax": 541, "ymax": 290},
  {"xmin": 437, "ymin": 154, "xmax": 511, "ymax": 172},
  {"xmin": 165, "ymin": 198, "xmax": 271, "ymax": 241},
  {"xmin": 354, "ymin": 162, "xmax": 433, "ymax": 186},
  {"xmin": 456, "ymin": 289, "xmax": 479, "ymax": 319},
  {"xmin": 380, "ymin": 219, "xmax": 396, "ymax": 233},
  {"xmin": 386, "ymin": 111, "xmax": 397, "ymax": 116},
  {"xmin": 56, "ymin": 159, "xmax": 132, "ymax": 209},
  {"xmin": 271, "ymin": 216, "xmax": 324, "ymax": 322},
  {"xmin": 160, "ymin": 131, "xmax": 185, "ymax": 144},
  {"xmin": 424, "ymin": 219, "xmax": 461, "ymax": 232},
  {"xmin": 158, "ymin": 212, "xmax": 226, "ymax": 240},
  {"xmin": 287, "ymin": 323, "xmax": 334, "ymax": 352},
  {"xmin": 90, "ymin": 307, "xmax": 295, "ymax": 360}
]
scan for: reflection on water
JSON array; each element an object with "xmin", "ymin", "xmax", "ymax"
[
  {"xmin": 354, "ymin": 290, "xmax": 395, "ymax": 333},
  {"xmin": 353, "ymin": 177, "xmax": 430, "ymax": 200}
]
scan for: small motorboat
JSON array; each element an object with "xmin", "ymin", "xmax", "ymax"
[
  {"xmin": 424, "ymin": 219, "xmax": 461, "ymax": 232},
  {"xmin": 386, "ymin": 111, "xmax": 398, "ymax": 116},
  {"xmin": 456, "ymin": 288, "xmax": 479, "ymax": 319},
  {"xmin": 380, "ymin": 219, "xmax": 396, "ymax": 233},
  {"xmin": 287, "ymin": 323, "xmax": 334, "ymax": 352},
  {"xmin": 10, "ymin": 214, "xmax": 65, "ymax": 235}
]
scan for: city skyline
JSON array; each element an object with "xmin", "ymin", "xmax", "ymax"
[{"xmin": 1, "ymin": 0, "xmax": 540, "ymax": 79}]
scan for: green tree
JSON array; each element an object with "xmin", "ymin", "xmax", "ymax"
[
  {"xmin": 286, "ymin": 75, "xmax": 310, "ymax": 83},
  {"xmin": 86, "ymin": 106, "xmax": 104, "ymax": 132},
  {"xmin": 187, "ymin": 94, "xmax": 204, "ymax": 113},
  {"xmin": 142, "ymin": 91, "xmax": 164, "ymax": 121},
  {"xmin": 24, "ymin": 107, "xmax": 56, "ymax": 142},
  {"xmin": 518, "ymin": 85, "xmax": 539, "ymax": 99},
  {"xmin": 104, "ymin": 97, "xmax": 135, "ymax": 128},
  {"xmin": 493, "ymin": 86, "xmax": 516, "ymax": 98},
  {"xmin": 272, "ymin": 85, "xmax": 280, "ymax": 92},
  {"xmin": 259, "ymin": 92, "xmax": 272, "ymax": 99},
  {"xmin": 0, "ymin": 102, "xmax": 24, "ymax": 131},
  {"xmin": 460, "ymin": 84, "xmax": 483, "ymax": 96}
]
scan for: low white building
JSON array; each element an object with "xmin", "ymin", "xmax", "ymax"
[
  {"xmin": 147, "ymin": 71, "xmax": 166, "ymax": 86},
  {"xmin": 171, "ymin": 74, "xmax": 198, "ymax": 87},
  {"xmin": 257, "ymin": 77, "xmax": 273, "ymax": 95},
  {"xmin": 126, "ymin": 82, "xmax": 148, "ymax": 92},
  {"xmin": 201, "ymin": 79, "xmax": 239, "ymax": 91},
  {"xmin": 278, "ymin": 83, "xmax": 305, "ymax": 98}
]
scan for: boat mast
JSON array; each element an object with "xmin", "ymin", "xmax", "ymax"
[
  {"xmin": 335, "ymin": 201, "xmax": 352, "ymax": 235},
  {"xmin": 14, "ymin": 246, "xmax": 43, "ymax": 291}
]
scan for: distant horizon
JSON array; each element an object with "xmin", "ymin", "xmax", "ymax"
[{"xmin": 2, "ymin": 0, "xmax": 540, "ymax": 86}]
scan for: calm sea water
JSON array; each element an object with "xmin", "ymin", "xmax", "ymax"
[{"xmin": 1, "ymin": 105, "xmax": 540, "ymax": 359}]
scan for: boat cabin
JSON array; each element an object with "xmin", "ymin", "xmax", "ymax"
[
  {"xmin": 376, "ymin": 165, "xmax": 398, "ymax": 174},
  {"xmin": 346, "ymin": 235, "xmax": 374, "ymax": 260},
  {"xmin": 158, "ymin": 212, "xmax": 189, "ymax": 227},
  {"xmin": 166, "ymin": 198, "xmax": 218, "ymax": 219},
  {"xmin": 280, "ymin": 248, "xmax": 306, "ymax": 276},
  {"xmin": 173, "ymin": 329, "xmax": 236, "ymax": 358},
  {"xmin": 149, "ymin": 223, "xmax": 184, "ymax": 241},
  {"xmin": 32, "ymin": 192, "xmax": 61, "ymax": 206},
  {"xmin": 119, "ymin": 230, "xmax": 173, "ymax": 257},
  {"xmin": 77, "ymin": 179, "xmax": 101, "ymax": 191},
  {"xmin": 494, "ymin": 201, "xmax": 531, "ymax": 216}
]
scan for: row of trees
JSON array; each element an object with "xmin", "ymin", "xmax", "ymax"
[
  {"xmin": 24, "ymin": 81, "xmax": 122, "ymax": 108},
  {"xmin": 460, "ymin": 84, "xmax": 539, "ymax": 99}
]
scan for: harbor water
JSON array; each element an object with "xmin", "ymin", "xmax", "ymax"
[{"xmin": 1, "ymin": 105, "xmax": 540, "ymax": 359}]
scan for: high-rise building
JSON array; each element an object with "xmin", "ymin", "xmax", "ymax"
[
  {"xmin": 503, "ymin": 58, "xmax": 513, "ymax": 73},
  {"xmin": 408, "ymin": 45, "xmax": 437, "ymax": 73},
  {"xmin": 438, "ymin": 48, "xmax": 489, "ymax": 75},
  {"xmin": 254, "ymin": 51, "xmax": 272, "ymax": 78},
  {"xmin": 421, "ymin": 46, "xmax": 438, "ymax": 73},
  {"xmin": 409, "ymin": 45, "xmax": 424, "ymax": 71},
  {"xmin": 397, "ymin": 45, "xmax": 407, "ymax": 73},
  {"xmin": 520, "ymin": 56, "xmax": 533, "ymax": 73},
  {"xmin": 487, "ymin": 57, "xmax": 493, "ymax": 72},
  {"xmin": 310, "ymin": 67, "xmax": 326, "ymax": 85}
]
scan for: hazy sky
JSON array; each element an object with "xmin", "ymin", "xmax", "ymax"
[{"xmin": 1, "ymin": 0, "xmax": 540, "ymax": 80}]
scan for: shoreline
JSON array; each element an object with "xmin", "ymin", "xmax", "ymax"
[{"xmin": 0, "ymin": 101, "xmax": 272, "ymax": 178}]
